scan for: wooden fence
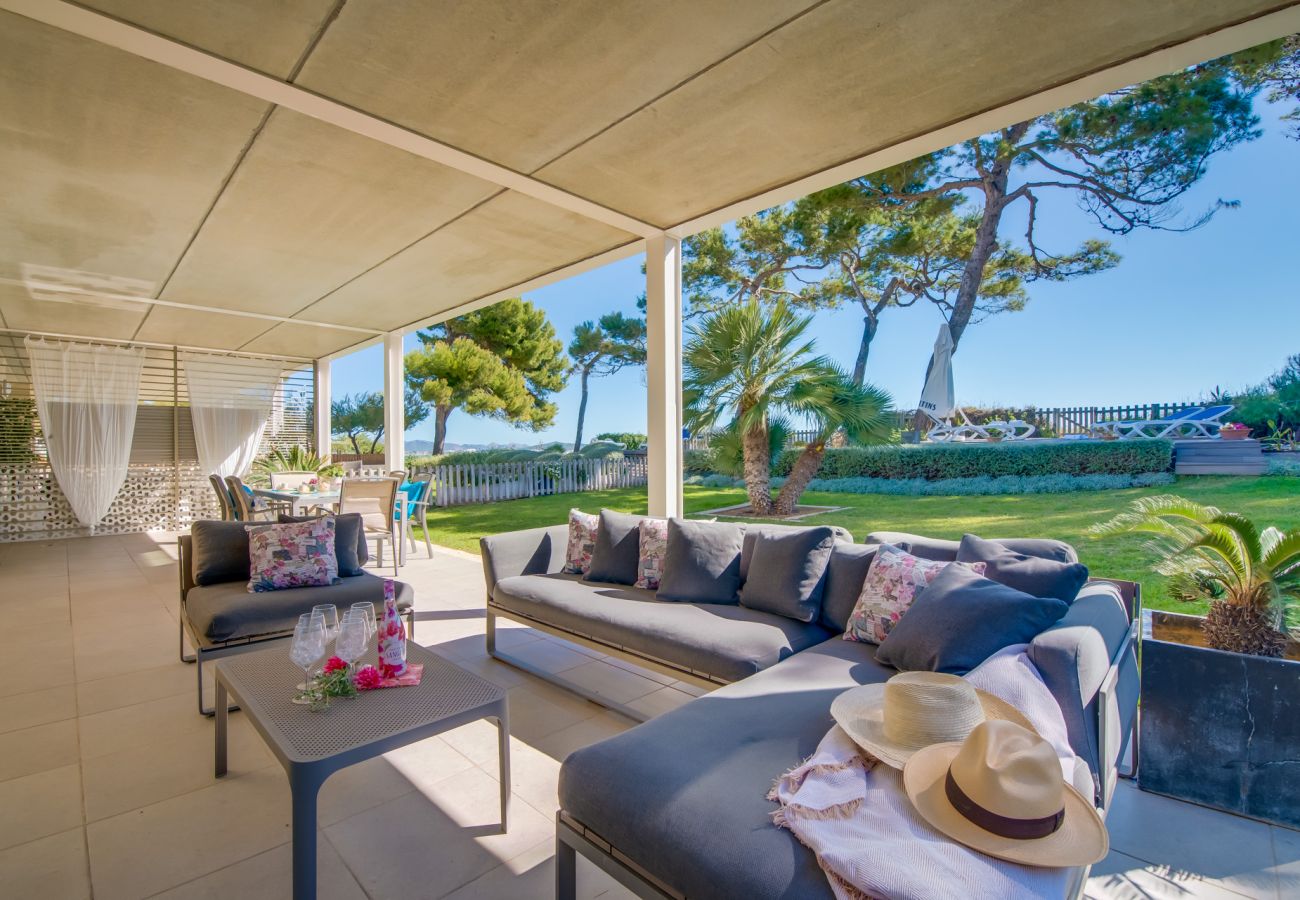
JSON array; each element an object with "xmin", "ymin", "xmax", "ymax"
[
  {"xmin": 1034, "ymin": 404, "xmax": 1193, "ymax": 435},
  {"xmin": 415, "ymin": 456, "xmax": 648, "ymax": 507}
]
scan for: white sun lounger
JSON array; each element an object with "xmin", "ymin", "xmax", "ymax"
[{"xmin": 1097, "ymin": 405, "xmax": 1233, "ymax": 440}]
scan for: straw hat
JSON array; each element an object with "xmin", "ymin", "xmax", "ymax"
[
  {"xmin": 904, "ymin": 719, "xmax": 1108, "ymax": 867},
  {"xmin": 830, "ymin": 672, "xmax": 1034, "ymax": 769}
]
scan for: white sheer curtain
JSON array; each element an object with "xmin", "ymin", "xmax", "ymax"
[
  {"xmin": 25, "ymin": 337, "xmax": 146, "ymax": 530},
  {"xmin": 183, "ymin": 354, "xmax": 286, "ymax": 478}
]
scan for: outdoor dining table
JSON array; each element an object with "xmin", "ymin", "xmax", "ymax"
[{"xmin": 252, "ymin": 487, "xmax": 409, "ymax": 566}]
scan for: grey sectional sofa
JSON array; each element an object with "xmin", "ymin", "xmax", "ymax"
[
  {"xmin": 178, "ymin": 521, "xmax": 415, "ymax": 716},
  {"xmin": 481, "ymin": 521, "xmax": 1139, "ymax": 900}
]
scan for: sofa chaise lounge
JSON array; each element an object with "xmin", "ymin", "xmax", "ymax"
[{"xmin": 481, "ymin": 522, "xmax": 1139, "ymax": 900}]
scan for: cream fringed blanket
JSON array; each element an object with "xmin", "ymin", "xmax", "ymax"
[{"xmin": 768, "ymin": 646, "xmax": 1081, "ymax": 900}]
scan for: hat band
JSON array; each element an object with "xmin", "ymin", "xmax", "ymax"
[{"xmin": 944, "ymin": 770, "xmax": 1064, "ymax": 840}]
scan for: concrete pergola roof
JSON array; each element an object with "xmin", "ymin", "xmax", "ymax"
[{"xmin": 4, "ymin": 0, "xmax": 1298, "ymax": 361}]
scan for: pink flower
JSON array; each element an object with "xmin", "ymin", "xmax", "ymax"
[
  {"xmin": 353, "ymin": 665, "xmax": 382, "ymax": 691},
  {"xmin": 322, "ymin": 656, "xmax": 347, "ymax": 675}
]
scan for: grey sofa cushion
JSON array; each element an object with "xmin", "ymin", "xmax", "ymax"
[
  {"xmin": 739, "ymin": 527, "xmax": 836, "ymax": 623},
  {"xmin": 957, "ymin": 533, "xmax": 1088, "ymax": 603},
  {"xmin": 585, "ymin": 509, "xmax": 643, "ymax": 585},
  {"xmin": 492, "ymin": 573, "xmax": 829, "ymax": 681},
  {"xmin": 820, "ymin": 543, "xmax": 880, "ymax": 633},
  {"xmin": 185, "ymin": 573, "xmax": 414, "ymax": 645},
  {"xmin": 190, "ymin": 520, "xmax": 251, "ymax": 586},
  {"xmin": 559, "ymin": 636, "xmax": 887, "ymax": 900},
  {"xmin": 1029, "ymin": 581, "xmax": 1136, "ymax": 800},
  {"xmin": 657, "ymin": 518, "xmax": 746, "ymax": 604},
  {"xmin": 738, "ymin": 523, "xmax": 852, "ymax": 581},
  {"xmin": 875, "ymin": 563, "xmax": 1069, "ymax": 674},
  {"xmin": 866, "ymin": 530, "xmax": 1078, "ymax": 564},
  {"xmin": 279, "ymin": 512, "xmax": 368, "ymax": 576}
]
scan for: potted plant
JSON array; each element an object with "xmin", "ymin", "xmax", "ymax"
[
  {"xmin": 1090, "ymin": 497, "xmax": 1300, "ymax": 827},
  {"xmin": 1219, "ymin": 421, "xmax": 1251, "ymax": 440},
  {"xmin": 983, "ymin": 425, "xmax": 1005, "ymax": 443}
]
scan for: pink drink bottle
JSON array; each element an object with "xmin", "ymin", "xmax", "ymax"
[{"xmin": 377, "ymin": 579, "xmax": 407, "ymax": 678}]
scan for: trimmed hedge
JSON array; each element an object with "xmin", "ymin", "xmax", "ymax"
[
  {"xmin": 772, "ymin": 440, "xmax": 1173, "ymax": 481},
  {"xmin": 683, "ymin": 471, "xmax": 1177, "ymax": 496}
]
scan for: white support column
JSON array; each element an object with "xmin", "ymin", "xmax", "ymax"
[
  {"xmin": 313, "ymin": 358, "xmax": 331, "ymax": 459},
  {"xmin": 645, "ymin": 233, "xmax": 683, "ymax": 518},
  {"xmin": 383, "ymin": 332, "xmax": 405, "ymax": 471}
]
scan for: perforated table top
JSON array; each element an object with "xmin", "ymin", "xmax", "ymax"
[{"xmin": 215, "ymin": 642, "xmax": 505, "ymax": 764}]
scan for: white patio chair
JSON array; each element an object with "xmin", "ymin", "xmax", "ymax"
[
  {"xmin": 1099, "ymin": 405, "xmax": 1232, "ymax": 440},
  {"xmin": 268, "ymin": 470, "xmax": 315, "ymax": 490}
]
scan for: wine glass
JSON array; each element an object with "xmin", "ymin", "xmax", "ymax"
[
  {"xmin": 290, "ymin": 613, "xmax": 326, "ymax": 702},
  {"xmin": 335, "ymin": 615, "xmax": 368, "ymax": 675},
  {"xmin": 311, "ymin": 604, "xmax": 339, "ymax": 645},
  {"xmin": 349, "ymin": 602, "xmax": 377, "ymax": 642}
]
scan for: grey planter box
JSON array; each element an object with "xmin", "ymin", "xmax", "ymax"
[{"xmin": 1139, "ymin": 610, "xmax": 1300, "ymax": 828}]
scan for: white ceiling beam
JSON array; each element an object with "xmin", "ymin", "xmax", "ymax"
[
  {"xmin": 0, "ymin": 0, "xmax": 659, "ymax": 239},
  {"xmin": 666, "ymin": 4, "xmax": 1300, "ymax": 237},
  {"xmin": 397, "ymin": 240, "xmax": 644, "ymax": 336},
  {"xmin": 0, "ymin": 276, "xmax": 383, "ymax": 335}
]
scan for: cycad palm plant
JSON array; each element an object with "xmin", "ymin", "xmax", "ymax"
[
  {"xmin": 684, "ymin": 300, "xmax": 892, "ymax": 516},
  {"xmin": 1090, "ymin": 495, "xmax": 1300, "ymax": 657}
]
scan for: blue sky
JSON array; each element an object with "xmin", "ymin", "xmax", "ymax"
[{"xmin": 331, "ymin": 100, "xmax": 1300, "ymax": 449}]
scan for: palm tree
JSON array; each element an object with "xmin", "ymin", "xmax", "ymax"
[
  {"xmin": 684, "ymin": 300, "xmax": 893, "ymax": 516},
  {"xmin": 1090, "ymin": 495, "xmax": 1300, "ymax": 657}
]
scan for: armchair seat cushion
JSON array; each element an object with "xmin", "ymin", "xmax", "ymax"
[
  {"xmin": 492, "ymin": 574, "xmax": 830, "ymax": 681},
  {"xmin": 185, "ymin": 572, "xmax": 413, "ymax": 645}
]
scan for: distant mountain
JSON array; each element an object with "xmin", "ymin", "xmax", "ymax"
[{"xmin": 406, "ymin": 439, "xmax": 435, "ymax": 453}]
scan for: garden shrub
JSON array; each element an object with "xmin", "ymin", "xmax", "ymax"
[
  {"xmin": 1267, "ymin": 456, "xmax": 1300, "ymax": 476},
  {"xmin": 772, "ymin": 440, "xmax": 1173, "ymax": 481}
]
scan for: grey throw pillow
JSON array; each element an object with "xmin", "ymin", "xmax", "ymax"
[
  {"xmin": 190, "ymin": 520, "xmax": 251, "ymax": 585},
  {"xmin": 585, "ymin": 509, "xmax": 643, "ymax": 585},
  {"xmin": 956, "ymin": 533, "xmax": 1088, "ymax": 603},
  {"xmin": 656, "ymin": 519, "xmax": 746, "ymax": 604},
  {"xmin": 739, "ymin": 527, "xmax": 836, "ymax": 622},
  {"xmin": 875, "ymin": 563, "xmax": 1069, "ymax": 674},
  {"xmin": 738, "ymin": 523, "xmax": 852, "ymax": 581},
  {"xmin": 279, "ymin": 512, "xmax": 367, "ymax": 577},
  {"xmin": 820, "ymin": 543, "xmax": 880, "ymax": 633}
]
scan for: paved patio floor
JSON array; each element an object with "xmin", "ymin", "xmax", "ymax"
[{"xmin": 0, "ymin": 532, "xmax": 1294, "ymax": 899}]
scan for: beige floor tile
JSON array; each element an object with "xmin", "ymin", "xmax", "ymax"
[
  {"xmin": 600, "ymin": 653, "xmax": 678, "ymax": 685},
  {"xmin": 626, "ymin": 685, "xmax": 698, "ymax": 719},
  {"xmin": 86, "ymin": 767, "xmax": 293, "ymax": 900},
  {"xmin": 0, "ymin": 826, "xmax": 90, "ymax": 899},
  {"xmin": 151, "ymin": 832, "xmax": 366, "ymax": 900},
  {"xmin": 0, "ymin": 683, "xmax": 78, "ymax": 734},
  {"xmin": 441, "ymin": 837, "xmax": 633, "ymax": 900},
  {"xmin": 558, "ymin": 660, "xmax": 661, "ymax": 704},
  {"xmin": 545, "ymin": 634, "xmax": 607, "ymax": 660},
  {"xmin": 531, "ymin": 711, "xmax": 633, "ymax": 764},
  {"xmin": 669, "ymin": 679, "xmax": 712, "ymax": 697},
  {"xmin": 442, "ymin": 719, "xmax": 506, "ymax": 769},
  {"xmin": 1086, "ymin": 849, "xmax": 1259, "ymax": 899},
  {"xmin": 0, "ymin": 764, "xmax": 83, "ymax": 850},
  {"xmin": 81, "ymin": 718, "xmax": 274, "ymax": 821},
  {"xmin": 1105, "ymin": 782, "xmax": 1278, "ymax": 898},
  {"xmin": 78, "ymin": 691, "xmax": 213, "ymax": 760},
  {"xmin": 431, "ymin": 647, "xmax": 528, "ymax": 688},
  {"xmin": 496, "ymin": 738, "xmax": 563, "ymax": 817},
  {"xmin": 505, "ymin": 639, "xmax": 593, "ymax": 675},
  {"xmin": 506, "ymin": 683, "xmax": 601, "ymax": 743},
  {"xmin": 75, "ymin": 662, "xmax": 195, "ymax": 715},
  {"xmin": 73, "ymin": 627, "xmax": 186, "ymax": 684},
  {"xmin": 0, "ymin": 718, "xmax": 79, "ymax": 782},
  {"xmin": 317, "ymin": 754, "xmax": 425, "ymax": 827},
  {"xmin": 327, "ymin": 767, "xmax": 553, "ymax": 899},
  {"xmin": 375, "ymin": 733, "xmax": 476, "ymax": 791},
  {"xmin": 1270, "ymin": 825, "xmax": 1300, "ymax": 899}
]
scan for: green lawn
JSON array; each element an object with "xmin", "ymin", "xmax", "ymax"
[{"xmin": 416, "ymin": 476, "xmax": 1300, "ymax": 614}]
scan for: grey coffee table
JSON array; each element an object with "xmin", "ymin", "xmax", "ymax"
[{"xmin": 214, "ymin": 641, "xmax": 509, "ymax": 900}]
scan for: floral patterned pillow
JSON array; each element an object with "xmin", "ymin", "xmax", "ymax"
[
  {"xmin": 246, "ymin": 518, "xmax": 339, "ymax": 593},
  {"xmin": 562, "ymin": 509, "xmax": 599, "ymax": 574},
  {"xmin": 843, "ymin": 545, "xmax": 985, "ymax": 644},
  {"xmin": 634, "ymin": 518, "xmax": 669, "ymax": 590}
]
